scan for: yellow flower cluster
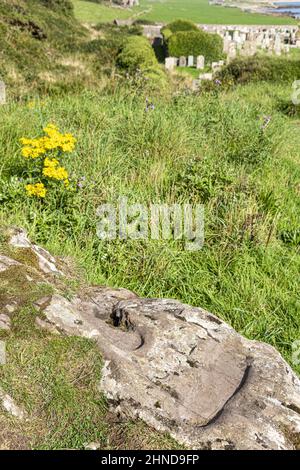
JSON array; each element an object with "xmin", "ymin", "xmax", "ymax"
[
  {"xmin": 20, "ymin": 124, "xmax": 76, "ymax": 159},
  {"xmin": 27, "ymin": 100, "xmax": 46, "ymax": 110},
  {"xmin": 21, "ymin": 124, "xmax": 75, "ymax": 198},
  {"xmin": 43, "ymin": 157, "xmax": 69, "ymax": 183},
  {"xmin": 25, "ymin": 183, "xmax": 47, "ymax": 198}
]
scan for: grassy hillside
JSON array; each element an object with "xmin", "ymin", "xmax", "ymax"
[
  {"xmin": 72, "ymin": 0, "xmax": 297, "ymax": 25},
  {"xmin": 0, "ymin": 0, "xmax": 102, "ymax": 97}
]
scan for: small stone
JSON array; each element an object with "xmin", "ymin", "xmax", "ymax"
[
  {"xmin": 0, "ymin": 388, "xmax": 25, "ymax": 420},
  {"xmin": 9, "ymin": 228, "xmax": 64, "ymax": 275},
  {"xmin": 0, "ymin": 255, "xmax": 21, "ymax": 273},
  {"xmin": 84, "ymin": 442, "xmax": 101, "ymax": 450},
  {"xmin": 0, "ymin": 314, "xmax": 11, "ymax": 331}
]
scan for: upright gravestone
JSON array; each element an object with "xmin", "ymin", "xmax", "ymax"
[
  {"xmin": 165, "ymin": 57, "xmax": 177, "ymax": 71},
  {"xmin": 188, "ymin": 55, "xmax": 194, "ymax": 67},
  {"xmin": 0, "ymin": 81, "xmax": 5, "ymax": 105},
  {"xmin": 274, "ymin": 35, "xmax": 282, "ymax": 56},
  {"xmin": 191, "ymin": 79, "xmax": 200, "ymax": 91},
  {"xmin": 179, "ymin": 56, "xmax": 187, "ymax": 67},
  {"xmin": 223, "ymin": 34, "xmax": 231, "ymax": 54},
  {"xmin": 211, "ymin": 61, "xmax": 221, "ymax": 72},
  {"xmin": 196, "ymin": 55, "xmax": 205, "ymax": 70},
  {"xmin": 240, "ymin": 33, "xmax": 247, "ymax": 44},
  {"xmin": 256, "ymin": 33, "xmax": 264, "ymax": 47},
  {"xmin": 233, "ymin": 30, "xmax": 240, "ymax": 43},
  {"xmin": 227, "ymin": 43, "xmax": 237, "ymax": 63}
]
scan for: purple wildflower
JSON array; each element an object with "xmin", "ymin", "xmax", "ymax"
[{"xmin": 145, "ymin": 97, "xmax": 155, "ymax": 113}]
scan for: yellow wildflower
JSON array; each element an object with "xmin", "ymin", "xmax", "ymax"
[
  {"xmin": 21, "ymin": 124, "xmax": 76, "ymax": 159},
  {"xmin": 44, "ymin": 157, "xmax": 59, "ymax": 168},
  {"xmin": 25, "ymin": 182, "xmax": 47, "ymax": 198},
  {"xmin": 43, "ymin": 123, "xmax": 59, "ymax": 135},
  {"xmin": 20, "ymin": 137, "xmax": 46, "ymax": 158},
  {"xmin": 43, "ymin": 159, "xmax": 68, "ymax": 181}
]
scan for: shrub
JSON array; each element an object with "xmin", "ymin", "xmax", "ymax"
[
  {"xmin": 162, "ymin": 20, "xmax": 199, "ymax": 35},
  {"xmin": 117, "ymin": 35, "xmax": 158, "ymax": 71},
  {"xmin": 218, "ymin": 56, "xmax": 300, "ymax": 84},
  {"xmin": 161, "ymin": 20, "xmax": 199, "ymax": 44},
  {"xmin": 168, "ymin": 31, "xmax": 223, "ymax": 62},
  {"xmin": 161, "ymin": 28, "xmax": 172, "ymax": 42},
  {"xmin": 117, "ymin": 35, "xmax": 168, "ymax": 91}
]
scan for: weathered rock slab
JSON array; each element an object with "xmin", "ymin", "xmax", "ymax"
[
  {"xmin": 36, "ymin": 288, "xmax": 300, "ymax": 450},
  {"xmin": 1, "ymin": 229, "xmax": 300, "ymax": 449}
]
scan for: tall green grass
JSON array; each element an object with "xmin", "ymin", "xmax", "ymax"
[{"xmin": 0, "ymin": 81, "xmax": 299, "ymax": 374}]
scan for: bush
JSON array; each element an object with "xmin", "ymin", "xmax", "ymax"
[
  {"xmin": 82, "ymin": 24, "xmax": 143, "ymax": 67},
  {"xmin": 162, "ymin": 20, "xmax": 199, "ymax": 35},
  {"xmin": 168, "ymin": 31, "xmax": 223, "ymax": 62},
  {"xmin": 117, "ymin": 35, "xmax": 158, "ymax": 71},
  {"xmin": 117, "ymin": 35, "xmax": 168, "ymax": 91},
  {"xmin": 218, "ymin": 56, "xmax": 300, "ymax": 84}
]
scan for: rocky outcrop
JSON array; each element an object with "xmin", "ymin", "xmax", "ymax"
[{"xmin": 1, "ymin": 228, "xmax": 300, "ymax": 450}]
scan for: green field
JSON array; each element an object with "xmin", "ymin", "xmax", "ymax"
[
  {"xmin": 72, "ymin": 0, "xmax": 142, "ymax": 23},
  {"xmin": 72, "ymin": 0, "xmax": 297, "ymax": 25}
]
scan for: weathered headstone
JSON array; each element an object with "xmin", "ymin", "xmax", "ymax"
[
  {"xmin": 274, "ymin": 35, "xmax": 282, "ymax": 56},
  {"xmin": 256, "ymin": 33, "xmax": 264, "ymax": 47},
  {"xmin": 233, "ymin": 30, "xmax": 240, "ymax": 43},
  {"xmin": 227, "ymin": 43, "xmax": 237, "ymax": 63},
  {"xmin": 196, "ymin": 55, "xmax": 205, "ymax": 70},
  {"xmin": 242, "ymin": 41, "xmax": 257, "ymax": 57},
  {"xmin": 165, "ymin": 57, "xmax": 177, "ymax": 71},
  {"xmin": 240, "ymin": 33, "xmax": 247, "ymax": 43},
  {"xmin": 223, "ymin": 36, "xmax": 231, "ymax": 54},
  {"xmin": 0, "ymin": 81, "xmax": 5, "ymax": 105},
  {"xmin": 211, "ymin": 61, "xmax": 221, "ymax": 72},
  {"xmin": 179, "ymin": 56, "xmax": 187, "ymax": 67},
  {"xmin": 191, "ymin": 79, "xmax": 200, "ymax": 91},
  {"xmin": 188, "ymin": 55, "xmax": 194, "ymax": 67}
]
